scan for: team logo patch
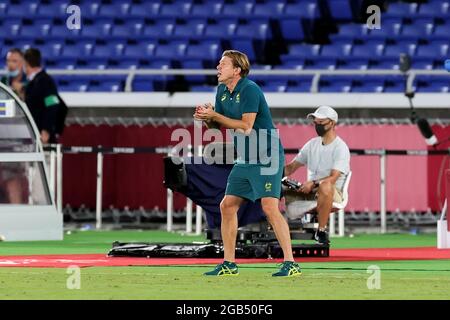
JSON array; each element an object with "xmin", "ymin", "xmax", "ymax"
[
  {"xmin": 236, "ymin": 93, "xmax": 240, "ymax": 103},
  {"xmin": 265, "ymin": 182, "xmax": 272, "ymax": 192}
]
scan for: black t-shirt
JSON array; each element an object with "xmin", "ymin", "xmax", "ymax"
[{"xmin": 24, "ymin": 70, "xmax": 60, "ymax": 141}]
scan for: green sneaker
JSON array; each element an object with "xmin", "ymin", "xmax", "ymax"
[
  {"xmin": 272, "ymin": 261, "xmax": 302, "ymax": 277},
  {"xmin": 204, "ymin": 261, "xmax": 239, "ymax": 276}
]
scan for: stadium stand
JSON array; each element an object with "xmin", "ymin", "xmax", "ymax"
[{"xmin": 0, "ymin": 0, "xmax": 448, "ymax": 93}]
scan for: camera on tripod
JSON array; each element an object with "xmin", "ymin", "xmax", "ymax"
[{"xmin": 281, "ymin": 177, "xmax": 301, "ymax": 191}]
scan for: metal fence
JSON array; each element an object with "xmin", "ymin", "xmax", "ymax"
[{"xmin": 44, "ymin": 144, "xmax": 449, "ymax": 236}]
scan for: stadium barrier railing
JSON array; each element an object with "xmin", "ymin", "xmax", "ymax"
[{"xmin": 44, "ymin": 144, "xmax": 449, "ymax": 237}]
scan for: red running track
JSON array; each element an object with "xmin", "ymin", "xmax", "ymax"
[{"xmin": 1, "ymin": 247, "xmax": 450, "ymax": 268}]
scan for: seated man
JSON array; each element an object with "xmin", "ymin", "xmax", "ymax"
[{"xmin": 284, "ymin": 106, "xmax": 350, "ymax": 244}]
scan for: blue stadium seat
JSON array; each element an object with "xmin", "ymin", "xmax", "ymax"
[
  {"xmin": 369, "ymin": 21, "xmax": 402, "ymax": 39},
  {"xmin": 128, "ymin": 2, "xmax": 160, "ymax": 18},
  {"xmin": 80, "ymin": 23, "xmax": 112, "ymax": 39},
  {"xmin": 229, "ymin": 40, "xmax": 255, "ymax": 61},
  {"xmin": 6, "ymin": 2, "xmax": 39, "ymax": 18},
  {"xmin": 286, "ymin": 78, "xmax": 313, "ymax": 92},
  {"xmin": 284, "ymin": 2, "xmax": 320, "ymax": 19},
  {"xmin": 319, "ymin": 80, "xmax": 352, "ymax": 93},
  {"xmin": 79, "ymin": 2, "xmax": 101, "ymax": 19},
  {"xmin": 262, "ymin": 81, "xmax": 287, "ymax": 92},
  {"xmin": 383, "ymin": 41, "xmax": 417, "ymax": 58},
  {"xmin": 20, "ymin": 23, "xmax": 51, "ymax": 39},
  {"xmin": 7, "ymin": 39, "xmax": 34, "ymax": 51},
  {"xmin": 282, "ymin": 44, "xmax": 321, "ymax": 61},
  {"xmin": 97, "ymin": 3, "xmax": 130, "ymax": 17},
  {"xmin": 416, "ymin": 43, "xmax": 448, "ymax": 59},
  {"xmin": 252, "ymin": 2, "xmax": 285, "ymax": 18},
  {"xmin": 50, "ymin": 25, "xmax": 80, "ymax": 39},
  {"xmin": 249, "ymin": 64, "xmax": 273, "ymax": 82},
  {"xmin": 384, "ymin": 2, "xmax": 418, "ymax": 18},
  {"xmin": 159, "ymin": 1, "xmax": 192, "ymax": 18},
  {"xmin": 351, "ymin": 77, "xmax": 384, "ymax": 92},
  {"xmin": 235, "ymin": 21, "xmax": 272, "ymax": 40},
  {"xmin": 48, "ymin": 58, "xmax": 77, "ymax": 70},
  {"xmin": 0, "ymin": 2, "xmax": 7, "ymax": 16},
  {"xmin": 276, "ymin": 61, "xmax": 306, "ymax": 71},
  {"xmin": 38, "ymin": 42, "xmax": 64, "ymax": 59},
  {"xmin": 59, "ymin": 82, "xmax": 89, "ymax": 92},
  {"xmin": 92, "ymin": 43, "xmax": 124, "ymax": 58},
  {"xmin": 222, "ymin": 2, "xmax": 254, "ymax": 18},
  {"xmin": 154, "ymin": 43, "xmax": 187, "ymax": 60},
  {"xmin": 124, "ymin": 43, "xmax": 156, "ymax": 59},
  {"xmin": 417, "ymin": 1, "xmax": 450, "ymax": 18},
  {"xmin": 351, "ymin": 42, "xmax": 384, "ymax": 58},
  {"xmin": 332, "ymin": 23, "xmax": 370, "ymax": 40},
  {"xmin": 369, "ymin": 59, "xmax": 400, "ymax": 70},
  {"xmin": 337, "ymin": 59, "xmax": 369, "ymax": 70},
  {"xmin": 88, "ymin": 79, "xmax": 124, "ymax": 92},
  {"xmin": 411, "ymin": 59, "xmax": 434, "ymax": 70},
  {"xmin": 279, "ymin": 19, "xmax": 304, "ymax": 42},
  {"xmin": 143, "ymin": 61, "xmax": 175, "ymax": 85},
  {"xmin": 37, "ymin": 2, "xmax": 69, "ymax": 17},
  {"xmin": 383, "ymin": 76, "xmax": 406, "ymax": 92},
  {"xmin": 110, "ymin": 24, "xmax": 143, "ymax": 39},
  {"xmin": 185, "ymin": 42, "xmax": 221, "ymax": 62},
  {"xmin": 328, "ymin": 0, "xmax": 353, "ymax": 20},
  {"xmin": 190, "ymin": 2, "xmax": 223, "ymax": 17},
  {"xmin": 172, "ymin": 21, "xmax": 206, "ymax": 40},
  {"xmin": 0, "ymin": 23, "xmax": 21, "ymax": 38},
  {"xmin": 204, "ymin": 21, "xmax": 237, "ymax": 39},
  {"xmin": 401, "ymin": 23, "xmax": 434, "ymax": 40},
  {"xmin": 113, "ymin": 58, "xmax": 141, "ymax": 69},
  {"xmin": 415, "ymin": 76, "xmax": 450, "ymax": 92},
  {"xmin": 432, "ymin": 23, "xmax": 450, "ymax": 40},
  {"xmin": 320, "ymin": 43, "xmax": 352, "ymax": 58},
  {"xmin": 141, "ymin": 21, "xmax": 175, "ymax": 40},
  {"xmin": 57, "ymin": 76, "xmax": 91, "ymax": 92},
  {"xmin": 61, "ymin": 43, "xmax": 93, "ymax": 59},
  {"xmin": 181, "ymin": 60, "xmax": 206, "ymax": 83},
  {"xmin": 76, "ymin": 59, "xmax": 109, "ymax": 70},
  {"xmin": 132, "ymin": 79, "xmax": 155, "ymax": 92},
  {"xmin": 305, "ymin": 58, "xmax": 336, "ymax": 70}
]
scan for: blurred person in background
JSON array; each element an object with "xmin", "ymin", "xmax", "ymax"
[
  {"xmin": 284, "ymin": 106, "xmax": 350, "ymax": 245},
  {"xmin": 0, "ymin": 48, "xmax": 28, "ymax": 204},
  {"xmin": 1, "ymin": 48, "xmax": 27, "ymax": 100},
  {"xmin": 23, "ymin": 48, "xmax": 66, "ymax": 144}
]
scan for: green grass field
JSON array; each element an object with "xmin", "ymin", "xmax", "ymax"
[{"xmin": 0, "ymin": 231, "xmax": 449, "ymax": 300}]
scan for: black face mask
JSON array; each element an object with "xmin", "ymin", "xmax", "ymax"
[{"xmin": 315, "ymin": 122, "xmax": 331, "ymax": 137}]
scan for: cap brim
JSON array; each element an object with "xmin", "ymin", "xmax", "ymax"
[{"xmin": 307, "ymin": 112, "xmax": 328, "ymax": 120}]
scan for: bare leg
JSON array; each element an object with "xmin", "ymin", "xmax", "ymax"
[
  {"xmin": 316, "ymin": 181, "xmax": 334, "ymax": 229},
  {"xmin": 219, "ymin": 195, "xmax": 245, "ymax": 263},
  {"xmin": 261, "ymin": 197, "xmax": 294, "ymax": 262},
  {"xmin": 6, "ymin": 178, "xmax": 22, "ymax": 204}
]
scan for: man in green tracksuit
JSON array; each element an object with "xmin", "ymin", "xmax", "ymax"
[{"xmin": 195, "ymin": 50, "xmax": 301, "ymax": 277}]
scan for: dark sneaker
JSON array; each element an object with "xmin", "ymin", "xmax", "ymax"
[
  {"xmin": 204, "ymin": 261, "xmax": 239, "ymax": 276},
  {"xmin": 314, "ymin": 229, "xmax": 330, "ymax": 245},
  {"xmin": 272, "ymin": 261, "xmax": 302, "ymax": 277}
]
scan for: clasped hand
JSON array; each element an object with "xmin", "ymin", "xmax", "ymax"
[{"xmin": 194, "ymin": 103, "xmax": 215, "ymax": 121}]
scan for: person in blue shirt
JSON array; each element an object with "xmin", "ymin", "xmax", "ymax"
[{"xmin": 195, "ymin": 50, "xmax": 301, "ymax": 277}]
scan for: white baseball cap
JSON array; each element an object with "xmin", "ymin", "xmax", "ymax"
[{"xmin": 307, "ymin": 105, "xmax": 338, "ymax": 123}]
